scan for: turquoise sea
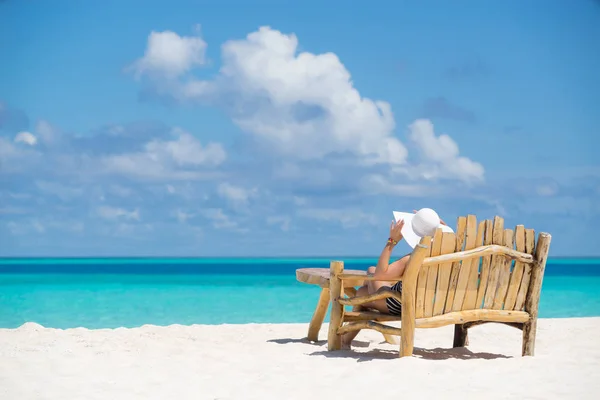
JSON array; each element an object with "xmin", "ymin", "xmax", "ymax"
[{"xmin": 1, "ymin": 257, "xmax": 599, "ymax": 329}]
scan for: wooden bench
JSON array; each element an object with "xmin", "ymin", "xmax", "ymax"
[{"xmin": 326, "ymin": 215, "xmax": 551, "ymax": 357}]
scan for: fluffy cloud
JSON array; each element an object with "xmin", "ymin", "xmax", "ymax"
[
  {"xmin": 131, "ymin": 26, "xmax": 483, "ymax": 189},
  {"xmin": 174, "ymin": 209, "xmax": 194, "ymax": 223},
  {"xmin": 1, "ymin": 120, "xmax": 226, "ymax": 182},
  {"xmin": 407, "ymin": 119, "xmax": 484, "ymax": 182},
  {"xmin": 0, "ymin": 136, "xmax": 42, "ymax": 174},
  {"xmin": 132, "ymin": 26, "xmax": 407, "ymax": 166},
  {"xmin": 201, "ymin": 208, "xmax": 246, "ymax": 232},
  {"xmin": 130, "ymin": 30, "xmax": 207, "ymax": 79},
  {"xmin": 102, "ymin": 128, "xmax": 226, "ymax": 180},
  {"xmin": 14, "ymin": 131, "xmax": 37, "ymax": 146},
  {"xmin": 217, "ymin": 182, "xmax": 257, "ymax": 206}
]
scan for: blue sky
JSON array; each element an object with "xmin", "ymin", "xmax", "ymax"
[{"xmin": 0, "ymin": 0, "xmax": 598, "ymax": 257}]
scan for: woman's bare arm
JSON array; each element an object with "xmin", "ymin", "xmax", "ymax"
[
  {"xmin": 373, "ymin": 254, "xmax": 410, "ymax": 281},
  {"xmin": 372, "ymin": 219, "xmax": 407, "ymax": 280}
]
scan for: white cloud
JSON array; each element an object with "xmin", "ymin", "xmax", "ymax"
[
  {"xmin": 129, "ymin": 25, "xmax": 487, "ymax": 199},
  {"xmin": 0, "ymin": 136, "xmax": 42, "ymax": 173},
  {"xmin": 14, "ymin": 131, "xmax": 37, "ymax": 146},
  {"xmin": 131, "ymin": 30, "xmax": 207, "ymax": 79},
  {"xmin": 407, "ymin": 119, "xmax": 484, "ymax": 182},
  {"xmin": 97, "ymin": 206, "xmax": 140, "ymax": 221},
  {"xmin": 102, "ymin": 128, "xmax": 226, "ymax": 180},
  {"xmin": 152, "ymin": 129, "xmax": 226, "ymax": 166},
  {"xmin": 175, "ymin": 209, "xmax": 194, "ymax": 223},
  {"xmin": 134, "ymin": 26, "xmax": 407, "ymax": 166},
  {"xmin": 217, "ymin": 182, "xmax": 257, "ymax": 205},
  {"xmin": 201, "ymin": 208, "xmax": 246, "ymax": 232}
]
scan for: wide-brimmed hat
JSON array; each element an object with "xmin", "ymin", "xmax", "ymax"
[{"xmin": 393, "ymin": 208, "xmax": 454, "ymax": 249}]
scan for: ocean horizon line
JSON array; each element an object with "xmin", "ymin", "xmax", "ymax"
[
  {"xmin": 0, "ymin": 256, "xmax": 599, "ymax": 267},
  {"xmin": 1, "ymin": 255, "xmax": 598, "ymax": 260}
]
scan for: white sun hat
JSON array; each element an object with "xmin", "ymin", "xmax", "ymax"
[{"xmin": 392, "ymin": 208, "xmax": 454, "ymax": 249}]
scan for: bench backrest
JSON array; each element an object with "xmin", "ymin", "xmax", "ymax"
[{"xmin": 412, "ymin": 215, "xmax": 549, "ymax": 318}]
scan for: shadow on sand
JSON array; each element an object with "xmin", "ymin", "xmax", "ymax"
[
  {"xmin": 268, "ymin": 337, "xmax": 511, "ymax": 362},
  {"xmin": 268, "ymin": 338, "xmax": 371, "ymax": 348}
]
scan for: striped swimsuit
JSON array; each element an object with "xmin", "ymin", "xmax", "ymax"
[{"xmin": 385, "ymin": 281, "xmax": 403, "ymax": 316}]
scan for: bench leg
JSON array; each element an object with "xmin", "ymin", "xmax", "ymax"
[
  {"xmin": 383, "ymin": 334, "xmax": 399, "ymax": 344},
  {"xmin": 307, "ymin": 287, "xmax": 330, "ymax": 342},
  {"xmin": 453, "ymin": 324, "xmax": 469, "ymax": 347},
  {"xmin": 522, "ymin": 319, "xmax": 536, "ymax": 356}
]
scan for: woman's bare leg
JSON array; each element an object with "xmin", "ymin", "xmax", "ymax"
[
  {"xmin": 340, "ymin": 285, "xmax": 390, "ymax": 349},
  {"xmin": 367, "ymin": 266, "xmax": 396, "ymax": 293},
  {"xmin": 340, "ymin": 258, "xmax": 410, "ymax": 349}
]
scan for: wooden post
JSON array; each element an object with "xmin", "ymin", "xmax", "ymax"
[
  {"xmin": 453, "ymin": 324, "xmax": 469, "ymax": 347},
  {"xmin": 400, "ymin": 238, "xmax": 430, "ymax": 357},
  {"xmin": 307, "ymin": 287, "xmax": 330, "ymax": 342},
  {"xmin": 327, "ymin": 261, "xmax": 345, "ymax": 351},
  {"xmin": 522, "ymin": 232, "xmax": 551, "ymax": 356}
]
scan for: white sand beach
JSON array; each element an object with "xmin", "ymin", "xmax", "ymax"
[{"xmin": 1, "ymin": 318, "xmax": 599, "ymax": 400}]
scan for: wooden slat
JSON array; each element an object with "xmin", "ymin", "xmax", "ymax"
[
  {"xmin": 504, "ymin": 225, "xmax": 526, "ymax": 310},
  {"xmin": 433, "ymin": 232, "xmax": 457, "ymax": 316},
  {"xmin": 444, "ymin": 216, "xmax": 467, "ymax": 313},
  {"xmin": 415, "ymin": 228, "xmax": 435, "ymax": 318},
  {"xmin": 344, "ymin": 311, "xmax": 402, "ymax": 322},
  {"xmin": 514, "ymin": 228, "xmax": 536, "ymax": 310},
  {"xmin": 415, "ymin": 309, "xmax": 530, "ymax": 329},
  {"xmin": 452, "ymin": 215, "xmax": 478, "ymax": 311},
  {"xmin": 492, "ymin": 229, "xmax": 514, "ymax": 309},
  {"xmin": 483, "ymin": 216, "xmax": 504, "ymax": 308},
  {"xmin": 462, "ymin": 220, "xmax": 486, "ymax": 310},
  {"xmin": 475, "ymin": 219, "xmax": 494, "ymax": 308},
  {"xmin": 423, "ymin": 228, "xmax": 443, "ymax": 317}
]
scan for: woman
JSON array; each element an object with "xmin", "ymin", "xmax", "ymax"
[{"xmin": 341, "ymin": 211, "xmax": 447, "ymax": 349}]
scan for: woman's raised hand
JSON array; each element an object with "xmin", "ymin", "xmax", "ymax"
[{"xmin": 389, "ymin": 219, "xmax": 405, "ymax": 245}]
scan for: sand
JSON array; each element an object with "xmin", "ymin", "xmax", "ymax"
[{"xmin": 1, "ymin": 318, "xmax": 599, "ymax": 399}]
